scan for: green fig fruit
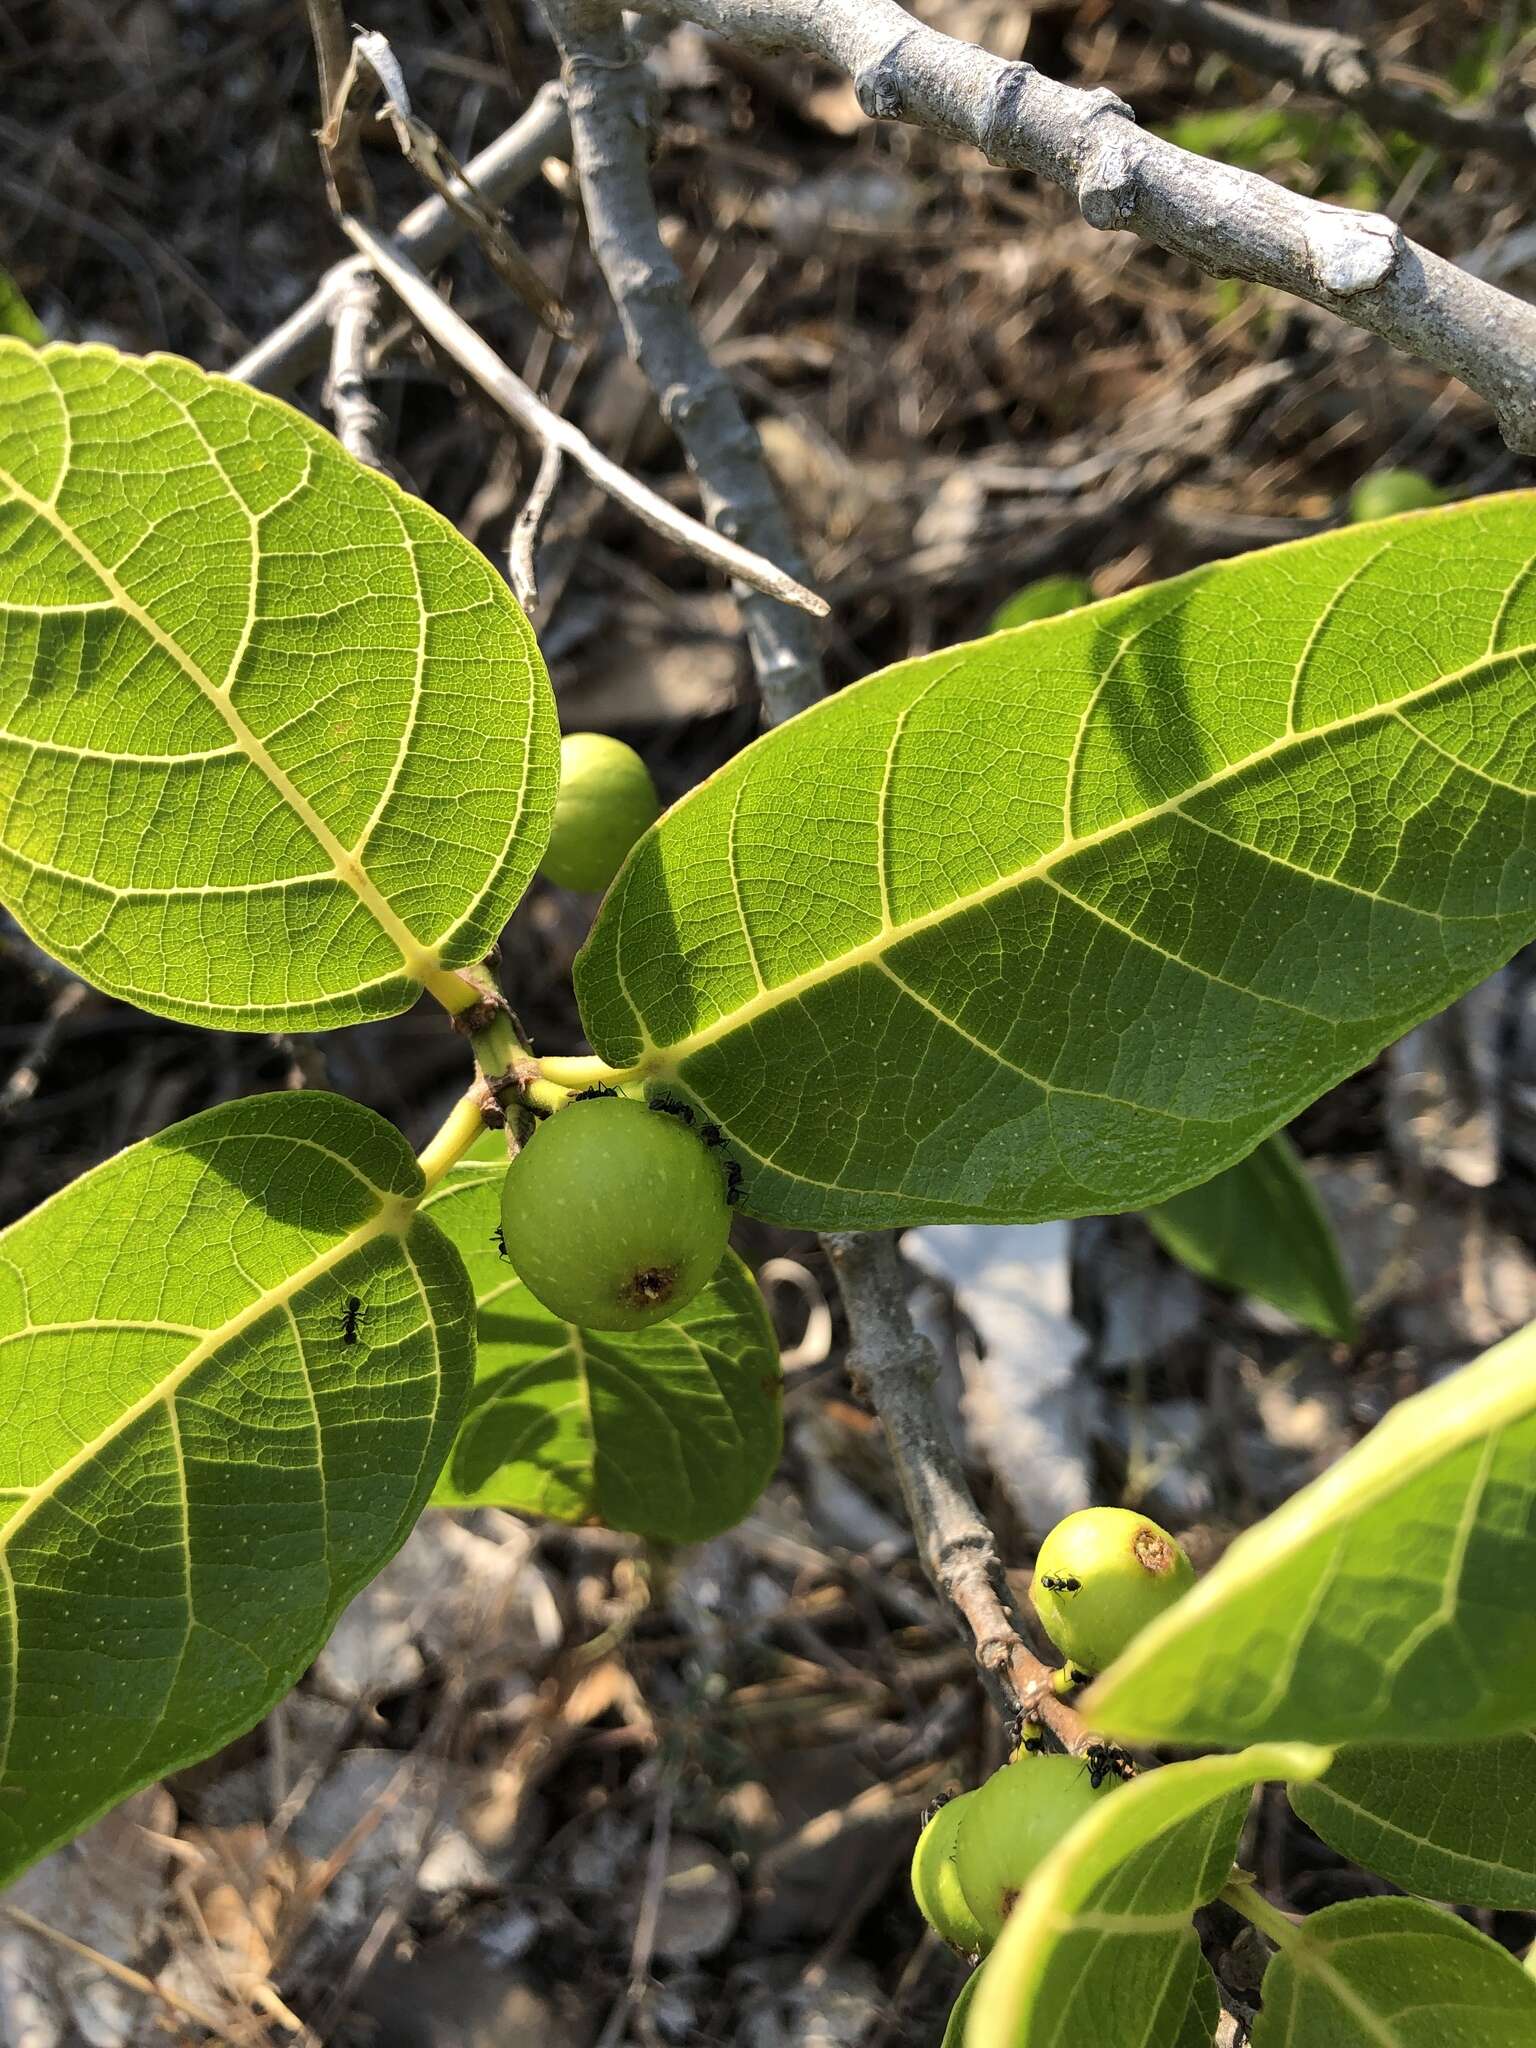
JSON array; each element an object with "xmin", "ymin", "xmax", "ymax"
[
  {"xmin": 1347, "ymin": 469, "xmax": 1443, "ymax": 524},
  {"xmin": 1030, "ymin": 1507, "xmax": 1195, "ymax": 1677},
  {"xmin": 911, "ymin": 1793, "xmax": 989, "ymax": 1956},
  {"xmin": 990, "ymin": 574, "xmax": 1092, "ymax": 632},
  {"xmin": 539, "ymin": 732, "xmax": 660, "ymax": 893},
  {"xmin": 953, "ymin": 1757, "xmax": 1112, "ymax": 1942},
  {"xmin": 499, "ymin": 1096, "xmax": 729, "ymax": 1329}
]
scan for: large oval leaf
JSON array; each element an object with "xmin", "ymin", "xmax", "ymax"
[
  {"xmin": 1145, "ymin": 1132, "xmax": 1356, "ymax": 1340},
  {"xmin": 577, "ymin": 498, "xmax": 1536, "ymax": 1226},
  {"xmin": 1249, "ymin": 1897, "xmax": 1536, "ymax": 2046},
  {"xmin": 1291, "ymin": 1734, "xmax": 1536, "ymax": 1909},
  {"xmin": 0, "ymin": 341, "xmax": 557, "ymax": 1029},
  {"xmin": 1086, "ymin": 1320, "xmax": 1536, "ymax": 1747},
  {"xmin": 421, "ymin": 1136, "xmax": 781, "ymax": 1540},
  {"xmin": 967, "ymin": 1744, "xmax": 1329, "ymax": 2048},
  {"xmin": 0, "ymin": 1091, "xmax": 471, "ymax": 1886}
]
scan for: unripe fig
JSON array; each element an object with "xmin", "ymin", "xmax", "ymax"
[
  {"xmin": 499, "ymin": 1097, "xmax": 729, "ymax": 1330},
  {"xmin": 1347, "ymin": 469, "xmax": 1443, "ymax": 523},
  {"xmin": 1030, "ymin": 1507, "xmax": 1195, "ymax": 1677},
  {"xmin": 911, "ymin": 1794, "xmax": 989, "ymax": 1957},
  {"xmin": 539, "ymin": 732, "xmax": 660, "ymax": 893},
  {"xmin": 953, "ymin": 1757, "xmax": 1112, "ymax": 1941},
  {"xmin": 990, "ymin": 574, "xmax": 1091, "ymax": 632}
]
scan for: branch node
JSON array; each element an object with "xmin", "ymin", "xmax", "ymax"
[
  {"xmin": 854, "ymin": 34, "xmax": 913, "ymax": 122},
  {"xmin": 980, "ymin": 59, "xmax": 1035, "ymax": 167},
  {"xmin": 1301, "ymin": 203, "xmax": 1400, "ymax": 296},
  {"xmin": 1075, "ymin": 93, "xmax": 1143, "ymax": 231}
]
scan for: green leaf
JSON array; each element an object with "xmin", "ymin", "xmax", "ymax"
[
  {"xmin": 0, "ymin": 341, "xmax": 557, "ymax": 1029},
  {"xmin": 422, "ymin": 1136, "xmax": 781, "ymax": 1540},
  {"xmin": 1086, "ymin": 1320, "xmax": 1536, "ymax": 1747},
  {"xmin": 1144, "ymin": 1132, "xmax": 1356, "ymax": 1340},
  {"xmin": 989, "ymin": 576, "xmax": 1091, "ymax": 633},
  {"xmin": 967, "ymin": 1744, "xmax": 1329, "ymax": 2048},
  {"xmin": 577, "ymin": 498, "xmax": 1536, "ymax": 1228},
  {"xmin": 1290, "ymin": 1733, "xmax": 1536, "ymax": 1909},
  {"xmin": 941, "ymin": 1966, "xmax": 984, "ymax": 2048},
  {"xmin": 0, "ymin": 1090, "xmax": 471, "ymax": 1887},
  {"xmin": 1174, "ymin": 1959, "xmax": 1220, "ymax": 2048},
  {"xmin": 0, "ymin": 269, "xmax": 44, "ymax": 345},
  {"xmin": 1249, "ymin": 1898, "xmax": 1536, "ymax": 2047}
]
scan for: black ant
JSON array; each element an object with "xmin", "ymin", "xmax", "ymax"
[
  {"xmin": 650, "ymin": 1095, "xmax": 746, "ymax": 1205},
  {"xmin": 1038, "ymin": 1573, "xmax": 1081, "ymax": 1595},
  {"xmin": 573, "ymin": 1084, "xmax": 618, "ymax": 1102},
  {"xmin": 491, "ymin": 1226, "xmax": 511, "ymax": 1261},
  {"xmin": 1080, "ymin": 1742, "xmax": 1136, "ymax": 1791},
  {"xmin": 1007, "ymin": 1711, "xmax": 1047, "ymax": 1756},
  {"xmin": 340, "ymin": 1296, "xmax": 363, "ymax": 1344},
  {"xmin": 920, "ymin": 1789, "xmax": 956, "ymax": 1826}
]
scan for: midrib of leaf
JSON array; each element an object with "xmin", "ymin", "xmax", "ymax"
[
  {"xmin": 0, "ymin": 460, "xmax": 443, "ymax": 985},
  {"xmin": 0, "ymin": 1187, "xmax": 415, "ymax": 1557},
  {"xmin": 634, "ymin": 638, "xmax": 1533, "ymax": 1072}
]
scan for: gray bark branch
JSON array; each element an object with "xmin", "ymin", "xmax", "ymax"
[
  {"xmin": 1132, "ymin": 0, "xmax": 1536, "ymax": 166},
  {"xmin": 536, "ymin": 0, "xmax": 1096, "ymax": 1752},
  {"xmin": 540, "ymin": 0, "xmax": 827, "ymax": 722},
  {"xmin": 623, "ymin": 0, "xmax": 1536, "ymax": 454}
]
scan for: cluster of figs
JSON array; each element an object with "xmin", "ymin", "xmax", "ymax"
[{"xmin": 912, "ymin": 1509, "xmax": 1195, "ymax": 1954}]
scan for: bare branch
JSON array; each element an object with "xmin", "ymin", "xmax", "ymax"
[
  {"xmin": 303, "ymin": 0, "xmax": 375, "ymax": 219},
  {"xmin": 229, "ymin": 82, "xmax": 571, "ymax": 392},
  {"xmin": 324, "ymin": 267, "xmax": 389, "ymax": 469},
  {"xmin": 824, "ymin": 1232, "xmax": 1099, "ymax": 1756},
  {"xmin": 333, "ymin": 27, "xmax": 573, "ymax": 336},
  {"xmin": 540, "ymin": 0, "xmax": 827, "ymax": 722},
  {"xmin": 1132, "ymin": 0, "xmax": 1536, "ymax": 166},
  {"xmin": 509, "ymin": 442, "xmax": 565, "ymax": 610},
  {"xmin": 624, "ymin": 0, "xmax": 1536, "ymax": 454},
  {"xmin": 341, "ymin": 215, "xmax": 828, "ymax": 616}
]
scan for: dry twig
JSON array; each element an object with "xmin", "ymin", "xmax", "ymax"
[
  {"xmin": 508, "ymin": 441, "xmax": 566, "ymax": 610},
  {"xmin": 325, "ymin": 27, "xmax": 572, "ymax": 335},
  {"xmin": 229, "ymin": 83, "xmax": 570, "ymax": 392},
  {"xmin": 323, "ymin": 268, "xmax": 389, "ymax": 470},
  {"xmin": 340, "ymin": 214, "xmax": 828, "ymax": 616}
]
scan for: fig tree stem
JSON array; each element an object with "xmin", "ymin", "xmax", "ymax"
[
  {"xmin": 537, "ymin": 1053, "xmax": 641, "ymax": 1090},
  {"xmin": 417, "ymin": 1088, "xmax": 490, "ymax": 1191},
  {"xmin": 1219, "ymin": 1879, "xmax": 1303, "ymax": 1950}
]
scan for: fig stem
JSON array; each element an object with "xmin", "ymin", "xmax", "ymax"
[
  {"xmin": 1219, "ymin": 1877, "xmax": 1303, "ymax": 1951},
  {"xmin": 537, "ymin": 1053, "xmax": 643, "ymax": 1090},
  {"xmin": 417, "ymin": 1087, "xmax": 492, "ymax": 1191}
]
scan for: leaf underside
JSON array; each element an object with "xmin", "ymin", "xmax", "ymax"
[
  {"xmin": 0, "ymin": 1091, "xmax": 471, "ymax": 1888},
  {"xmin": 1291, "ymin": 1733, "xmax": 1536, "ymax": 1909},
  {"xmin": 1249, "ymin": 1897, "xmax": 1536, "ymax": 2047},
  {"xmin": 579, "ymin": 498, "xmax": 1536, "ymax": 1228},
  {"xmin": 1145, "ymin": 1131, "xmax": 1356, "ymax": 1340},
  {"xmin": 0, "ymin": 341, "xmax": 557, "ymax": 1029},
  {"xmin": 1087, "ymin": 1319, "xmax": 1536, "ymax": 1747},
  {"xmin": 422, "ymin": 1136, "xmax": 782, "ymax": 1541}
]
